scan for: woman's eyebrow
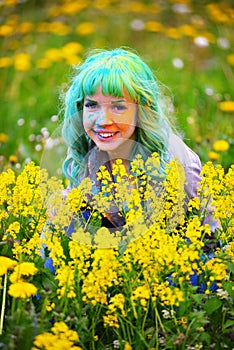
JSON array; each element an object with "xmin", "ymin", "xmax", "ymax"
[
  {"xmin": 111, "ymin": 99, "xmax": 126, "ymax": 104},
  {"xmin": 85, "ymin": 98, "xmax": 98, "ymax": 103}
]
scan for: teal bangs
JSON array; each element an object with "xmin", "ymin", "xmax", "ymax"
[{"xmin": 75, "ymin": 48, "xmax": 158, "ymax": 107}]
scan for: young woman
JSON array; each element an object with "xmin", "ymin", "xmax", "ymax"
[{"xmin": 61, "ymin": 47, "xmax": 202, "ymax": 230}]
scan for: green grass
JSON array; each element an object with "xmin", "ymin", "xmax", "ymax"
[{"xmin": 0, "ymin": 0, "xmax": 233, "ymax": 171}]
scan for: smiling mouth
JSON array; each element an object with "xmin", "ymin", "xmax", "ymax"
[{"xmin": 96, "ymin": 131, "xmax": 118, "ymax": 139}]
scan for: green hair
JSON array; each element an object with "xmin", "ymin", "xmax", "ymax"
[{"xmin": 62, "ymin": 47, "xmax": 174, "ymax": 187}]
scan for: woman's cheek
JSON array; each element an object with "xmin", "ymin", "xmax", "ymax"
[{"xmin": 83, "ymin": 112, "xmax": 95, "ymax": 129}]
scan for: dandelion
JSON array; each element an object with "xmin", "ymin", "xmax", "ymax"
[
  {"xmin": 76, "ymin": 22, "xmax": 95, "ymax": 35},
  {"xmin": 49, "ymin": 22, "xmax": 70, "ymax": 35},
  {"xmin": 172, "ymin": 58, "xmax": 184, "ymax": 69},
  {"xmin": 61, "ymin": 42, "xmax": 83, "ymax": 56},
  {"xmin": 0, "ymin": 257, "xmax": 17, "ymax": 276},
  {"xmin": 17, "ymin": 118, "xmax": 25, "ymax": 126},
  {"xmin": 17, "ymin": 22, "xmax": 34, "ymax": 34},
  {"xmin": 44, "ymin": 48, "xmax": 61, "ymax": 62},
  {"xmin": 208, "ymin": 151, "xmax": 220, "ymax": 160},
  {"xmin": 0, "ymin": 24, "xmax": 14, "ymax": 36},
  {"xmin": 10, "ymin": 262, "xmax": 38, "ymax": 283},
  {"xmin": 218, "ymin": 100, "xmax": 234, "ymax": 112},
  {"xmin": 179, "ymin": 24, "xmax": 197, "ymax": 37},
  {"xmin": 8, "ymin": 281, "xmax": 37, "ymax": 298},
  {"xmin": 14, "ymin": 53, "xmax": 31, "ymax": 71},
  {"xmin": 145, "ymin": 21, "xmax": 164, "ymax": 32},
  {"xmin": 227, "ymin": 53, "xmax": 234, "ymax": 65},
  {"xmin": 130, "ymin": 19, "xmax": 145, "ymax": 31},
  {"xmin": 194, "ymin": 36, "xmax": 209, "ymax": 47},
  {"xmin": 61, "ymin": 1, "xmax": 88, "ymax": 15},
  {"xmin": 0, "ymin": 133, "xmax": 9, "ymax": 143},
  {"xmin": 9, "ymin": 155, "xmax": 18, "ymax": 163},
  {"xmin": 0, "ymin": 57, "xmax": 12, "ymax": 68},
  {"xmin": 124, "ymin": 343, "xmax": 132, "ymax": 350},
  {"xmin": 212, "ymin": 139, "xmax": 230, "ymax": 152}
]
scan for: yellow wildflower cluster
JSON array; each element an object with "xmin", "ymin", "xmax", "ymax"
[
  {"xmin": 56, "ymin": 263, "xmax": 76, "ymax": 299},
  {"xmin": 199, "ymin": 163, "xmax": 234, "ymax": 235},
  {"xmin": 153, "ymin": 282, "xmax": 184, "ymax": 307},
  {"xmin": 103, "ymin": 293, "xmax": 126, "ymax": 329},
  {"xmin": 32, "ymin": 321, "xmax": 81, "ymax": 350},
  {"xmin": 131, "ymin": 283, "xmax": 151, "ymax": 310},
  {"xmin": 0, "ymin": 157, "xmax": 233, "ymax": 348},
  {"xmin": 82, "ymin": 248, "xmax": 121, "ymax": 305}
]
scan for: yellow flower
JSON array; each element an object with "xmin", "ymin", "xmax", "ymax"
[
  {"xmin": 124, "ymin": 344, "xmax": 132, "ymax": 350},
  {"xmin": 10, "ymin": 262, "xmax": 38, "ymax": 283},
  {"xmin": 165, "ymin": 27, "xmax": 182, "ymax": 39},
  {"xmin": 44, "ymin": 48, "xmax": 62, "ymax": 62},
  {"xmin": 55, "ymin": 264, "xmax": 76, "ymax": 299},
  {"xmin": 8, "ymin": 281, "xmax": 37, "ymax": 298},
  {"xmin": 49, "ymin": 21, "xmax": 70, "ymax": 35},
  {"xmin": 227, "ymin": 53, "xmax": 234, "ymax": 65},
  {"xmin": 218, "ymin": 100, "xmax": 234, "ymax": 112},
  {"xmin": 61, "ymin": 1, "xmax": 88, "ymax": 15},
  {"xmin": 0, "ymin": 57, "xmax": 12, "ymax": 68},
  {"xmin": 46, "ymin": 302, "xmax": 55, "ymax": 311},
  {"xmin": 0, "ymin": 24, "xmax": 14, "ymax": 36},
  {"xmin": 208, "ymin": 151, "xmax": 220, "ymax": 160},
  {"xmin": 212, "ymin": 140, "xmax": 230, "ymax": 152},
  {"xmin": 103, "ymin": 314, "xmax": 119, "ymax": 328},
  {"xmin": 36, "ymin": 58, "xmax": 51, "ymax": 69},
  {"xmin": 6, "ymin": 221, "xmax": 20, "ymax": 240},
  {"xmin": 14, "ymin": 52, "xmax": 31, "ymax": 71},
  {"xmin": 61, "ymin": 42, "xmax": 83, "ymax": 56},
  {"xmin": 0, "ymin": 133, "xmax": 9, "ymax": 143},
  {"xmin": 17, "ymin": 22, "xmax": 34, "ymax": 34},
  {"xmin": 179, "ymin": 24, "xmax": 197, "ymax": 37},
  {"xmin": 33, "ymin": 322, "xmax": 80, "ymax": 349},
  {"xmin": 0, "ymin": 257, "xmax": 17, "ymax": 276},
  {"xmin": 65, "ymin": 55, "xmax": 81, "ymax": 66},
  {"xmin": 9, "ymin": 155, "xmax": 18, "ymax": 163},
  {"xmin": 76, "ymin": 22, "xmax": 95, "ymax": 36},
  {"xmin": 94, "ymin": 227, "xmax": 121, "ymax": 248},
  {"xmin": 145, "ymin": 21, "xmax": 164, "ymax": 32}
]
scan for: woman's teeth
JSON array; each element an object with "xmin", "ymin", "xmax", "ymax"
[{"xmin": 98, "ymin": 132, "xmax": 116, "ymax": 138}]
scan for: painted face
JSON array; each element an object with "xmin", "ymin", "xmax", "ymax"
[{"xmin": 83, "ymin": 85, "xmax": 137, "ymax": 154}]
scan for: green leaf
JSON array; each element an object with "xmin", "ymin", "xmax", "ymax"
[
  {"xmin": 227, "ymin": 262, "xmax": 234, "ymax": 273},
  {"xmin": 223, "ymin": 319, "xmax": 234, "ymax": 330},
  {"xmin": 200, "ymin": 332, "xmax": 211, "ymax": 345},
  {"xmin": 192, "ymin": 293, "xmax": 205, "ymax": 304},
  {"xmin": 223, "ymin": 281, "xmax": 234, "ymax": 299},
  {"xmin": 204, "ymin": 297, "xmax": 222, "ymax": 315}
]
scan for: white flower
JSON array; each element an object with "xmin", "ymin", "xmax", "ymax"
[
  {"xmin": 162, "ymin": 309, "xmax": 171, "ymax": 319},
  {"xmin": 216, "ymin": 288, "xmax": 229, "ymax": 300}
]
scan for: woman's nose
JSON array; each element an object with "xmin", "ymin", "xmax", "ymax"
[{"xmin": 96, "ymin": 106, "xmax": 112, "ymax": 125}]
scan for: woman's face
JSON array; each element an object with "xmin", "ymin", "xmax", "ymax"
[{"xmin": 83, "ymin": 85, "xmax": 137, "ymax": 154}]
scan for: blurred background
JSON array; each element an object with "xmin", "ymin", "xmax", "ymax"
[{"xmin": 0, "ymin": 0, "xmax": 233, "ymax": 174}]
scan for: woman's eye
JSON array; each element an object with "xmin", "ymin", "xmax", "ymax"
[
  {"xmin": 113, "ymin": 105, "xmax": 127, "ymax": 112},
  {"xmin": 84, "ymin": 102, "xmax": 97, "ymax": 109}
]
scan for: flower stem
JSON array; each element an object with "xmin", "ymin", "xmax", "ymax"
[{"xmin": 0, "ymin": 273, "xmax": 7, "ymax": 335}]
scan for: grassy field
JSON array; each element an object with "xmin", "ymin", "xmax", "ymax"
[
  {"xmin": 0, "ymin": 0, "xmax": 234, "ymax": 173},
  {"xmin": 0, "ymin": 2, "xmax": 234, "ymax": 349}
]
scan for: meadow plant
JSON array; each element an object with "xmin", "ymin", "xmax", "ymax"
[{"xmin": 0, "ymin": 156, "xmax": 233, "ymax": 349}]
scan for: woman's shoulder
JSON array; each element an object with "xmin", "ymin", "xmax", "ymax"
[{"xmin": 168, "ymin": 132, "xmax": 201, "ymax": 168}]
